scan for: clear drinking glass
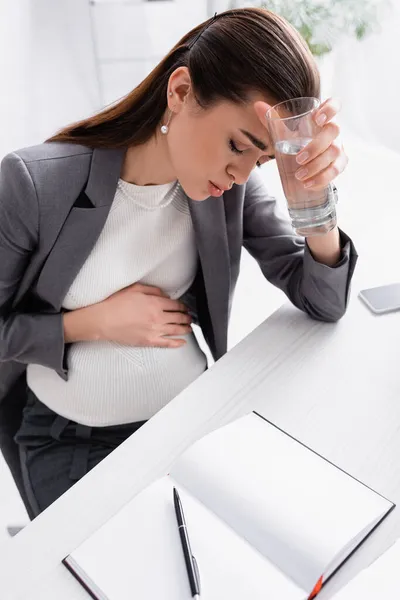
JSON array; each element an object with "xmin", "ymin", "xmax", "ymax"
[{"xmin": 266, "ymin": 97, "xmax": 337, "ymax": 236}]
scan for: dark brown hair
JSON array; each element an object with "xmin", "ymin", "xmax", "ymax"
[{"xmin": 47, "ymin": 7, "xmax": 320, "ymax": 148}]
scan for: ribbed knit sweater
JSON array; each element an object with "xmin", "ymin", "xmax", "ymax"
[{"xmin": 27, "ymin": 179, "xmax": 207, "ymax": 426}]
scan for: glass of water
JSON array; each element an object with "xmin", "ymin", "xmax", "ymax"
[{"xmin": 266, "ymin": 97, "xmax": 337, "ymax": 236}]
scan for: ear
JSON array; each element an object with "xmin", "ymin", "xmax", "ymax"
[
  {"xmin": 254, "ymin": 100, "xmax": 273, "ymax": 128},
  {"xmin": 167, "ymin": 67, "xmax": 193, "ymax": 114}
]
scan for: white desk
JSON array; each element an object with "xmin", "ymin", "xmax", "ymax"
[{"xmin": 1, "ymin": 139, "xmax": 399, "ymax": 599}]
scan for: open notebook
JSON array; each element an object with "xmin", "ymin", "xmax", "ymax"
[{"xmin": 63, "ymin": 412, "xmax": 394, "ymax": 600}]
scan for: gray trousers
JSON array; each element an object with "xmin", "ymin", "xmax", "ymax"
[{"xmin": 14, "ymin": 389, "xmax": 146, "ymax": 518}]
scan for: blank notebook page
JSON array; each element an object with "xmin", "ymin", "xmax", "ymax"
[
  {"xmin": 170, "ymin": 413, "xmax": 392, "ymax": 592},
  {"xmin": 67, "ymin": 477, "xmax": 305, "ymax": 600}
]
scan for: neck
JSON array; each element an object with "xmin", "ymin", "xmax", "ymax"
[{"xmin": 120, "ymin": 130, "xmax": 177, "ymax": 186}]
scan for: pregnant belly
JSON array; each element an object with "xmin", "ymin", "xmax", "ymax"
[
  {"xmin": 71, "ymin": 332, "xmax": 207, "ymax": 383},
  {"xmin": 27, "ymin": 333, "xmax": 208, "ymax": 425}
]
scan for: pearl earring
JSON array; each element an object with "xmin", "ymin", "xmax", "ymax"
[{"xmin": 161, "ymin": 109, "xmax": 173, "ymax": 135}]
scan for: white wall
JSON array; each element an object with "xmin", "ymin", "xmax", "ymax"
[
  {"xmin": 0, "ymin": 0, "xmax": 101, "ymax": 156},
  {"xmin": 330, "ymin": 2, "xmax": 400, "ymax": 153},
  {"xmin": 90, "ymin": 0, "xmax": 208, "ymax": 105},
  {"xmin": 211, "ymin": 0, "xmax": 235, "ymax": 11}
]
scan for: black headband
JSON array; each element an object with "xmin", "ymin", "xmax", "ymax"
[{"xmin": 188, "ymin": 12, "xmax": 218, "ymax": 50}]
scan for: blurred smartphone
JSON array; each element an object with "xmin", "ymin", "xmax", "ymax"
[{"xmin": 358, "ymin": 283, "xmax": 400, "ymax": 314}]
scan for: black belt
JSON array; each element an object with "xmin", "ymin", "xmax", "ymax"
[{"xmin": 50, "ymin": 415, "xmax": 93, "ymax": 481}]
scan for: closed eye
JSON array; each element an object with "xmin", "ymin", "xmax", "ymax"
[
  {"xmin": 229, "ymin": 139, "xmax": 244, "ymax": 155},
  {"xmin": 229, "ymin": 139, "xmax": 274, "ymax": 168}
]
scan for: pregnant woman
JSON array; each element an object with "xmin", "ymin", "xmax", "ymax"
[{"xmin": 0, "ymin": 8, "xmax": 357, "ymax": 518}]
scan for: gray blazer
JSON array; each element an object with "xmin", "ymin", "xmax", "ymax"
[{"xmin": 0, "ymin": 142, "xmax": 357, "ymax": 407}]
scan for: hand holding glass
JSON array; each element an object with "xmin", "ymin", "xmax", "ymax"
[{"xmin": 266, "ymin": 97, "xmax": 337, "ymax": 237}]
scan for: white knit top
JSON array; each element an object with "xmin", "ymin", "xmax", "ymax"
[{"xmin": 27, "ymin": 179, "xmax": 207, "ymax": 426}]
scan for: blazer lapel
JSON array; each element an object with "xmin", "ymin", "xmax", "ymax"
[
  {"xmin": 31, "ymin": 145, "xmax": 231, "ymax": 357},
  {"xmin": 35, "ymin": 148, "xmax": 125, "ymax": 310},
  {"xmin": 188, "ymin": 196, "xmax": 231, "ymax": 357}
]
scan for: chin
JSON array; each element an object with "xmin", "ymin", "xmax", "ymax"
[{"xmin": 179, "ymin": 182, "xmax": 209, "ymax": 202}]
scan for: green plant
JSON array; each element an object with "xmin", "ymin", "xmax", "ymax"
[{"xmin": 259, "ymin": 0, "xmax": 390, "ymax": 56}]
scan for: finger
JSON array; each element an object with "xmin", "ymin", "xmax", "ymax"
[
  {"xmin": 160, "ymin": 298, "xmax": 190, "ymax": 313},
  {"xmin": 161, "ymin": 311, "xmax": 192, "ymax": 325},
  {"xmin": 162, "ymin": 324, "xmax": 193, "ymax": 336},
  {"xmin": 296, "ymin": 122, "xmax": 340, "ymax": 165},
  {"xmin": 299, "ymin": 158, "xmax": 345, "ymax": 191},
  {"xmin": 313, "ymin": 97, "xmax": 342, "ymax": 127},
  {"xmin": 295, "ymin": 143, "xmax": 342, "ymax": 182},
  {"xmin": 132, "ymin": 283, "xmax": 168, "ymax": 297},
  {"xmin": 151, "ymin": 337, "xmax": 186, "ymax": 348}
]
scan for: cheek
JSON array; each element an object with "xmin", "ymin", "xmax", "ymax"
[
  {"xmin": 193, "ymin": 126, "xmax": 226, "ymax": 166},
  {"xmin": 168, "ymin": 125, "xmax": 196, "ymax": 168},
  {"xmin": 170, "ymin": 120, "xmax": 226, "ymax": 172}
]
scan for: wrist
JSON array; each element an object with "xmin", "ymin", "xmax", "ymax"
[
  {"xmin": 306, "ymin": 226, "xmax": 341, "ymax": 267},
  {"xmin": 63, "ymin": 304, "xmax": 104, "ymax": 343}
]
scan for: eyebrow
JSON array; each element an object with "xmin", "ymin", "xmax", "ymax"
[{"xmin": 239, "ymin": 129, "xmax": 268, "ymax": 152}]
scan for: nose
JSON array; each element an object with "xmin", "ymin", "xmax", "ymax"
[{"xmin": 227, "ymin": 160, "xmax": 254, "ymax": 186}]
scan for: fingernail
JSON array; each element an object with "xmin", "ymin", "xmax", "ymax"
[
  {"xmin": 295, "ymin": 168, "xmax": 308, "ymax": 180},
  {"xmin": 296, "ymin": 151, "xmax": 309, "ymax": 164},
  {"xmin": 316, "ymin": 113, "xmax": 327, "ymax": 126},
  {"xmin": 304, "ymin": 180, "xmax": 315, "ymax": 188}
]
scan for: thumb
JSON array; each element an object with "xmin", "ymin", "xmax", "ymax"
[{"xmin": 131, "ymin": 283, "xmax": 168, "ymax": 297}]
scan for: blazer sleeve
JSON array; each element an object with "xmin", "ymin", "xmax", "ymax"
[
  {"xmin": 242, "ymin": 170, "xmax": 358, "ymax": 322},
  {"xmin": 0, "ymin": 152, "xmax": 66, "ymax": 370}
]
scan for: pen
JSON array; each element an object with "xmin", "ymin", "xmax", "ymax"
[{"xmin": 173, "ymin": 487, "xmax": 201, "ymax": 600}]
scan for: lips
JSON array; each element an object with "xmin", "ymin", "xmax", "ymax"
[
  {"xmin": 208, "ymin": 180, "xmax": 230, "ymax": 197},
  {"xmin": 212, "ymin": 181, "xmax": 230, "ymax": 191}
]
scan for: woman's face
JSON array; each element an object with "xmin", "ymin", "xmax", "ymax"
[{"xmin": 165, "ymin": 68, "xmax": 276, "ymax": 201}]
